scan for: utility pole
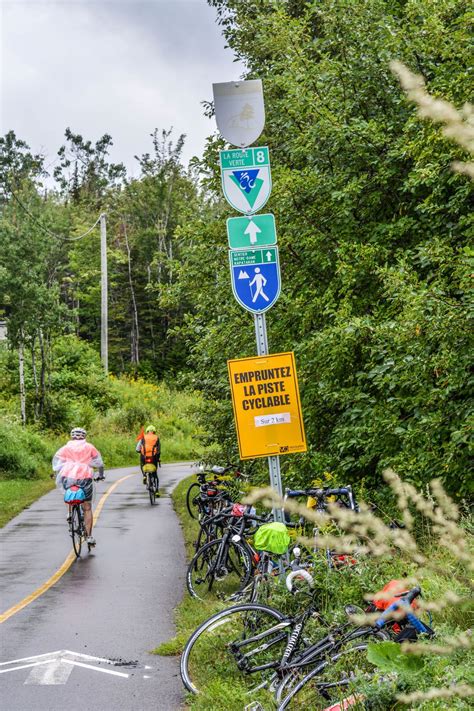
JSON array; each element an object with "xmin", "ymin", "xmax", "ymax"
[{"xmin": 100, "ymin": 213, "xmax": 108, "ymax": 373}]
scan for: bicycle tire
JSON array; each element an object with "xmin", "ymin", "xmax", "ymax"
[
  {"xmin": 148, "ymin": 474, "xmax": 156, "ymax": 505},
  {"xmin": 186, "ymin": 482, "xmax": 201, "ymax": 519},
  {"xmin": 186, "ymin": 537, "xmax": 253, "ymax": 602},
  {"xmin": 71, "ymin": 506, "xmax": 82, "ymax": 557},
  {"xmin": 278, "ymin": 643, "xmax": 375, "ymax": 710},
  {"xmin": 180, "ymin": 602, "xmax": 287, "ymax": 695}
]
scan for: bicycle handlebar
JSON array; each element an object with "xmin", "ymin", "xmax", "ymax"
[
  {"xmin": 286, "ymin": 568, "xmax": 314, "ymax": 593},
  {"xmin": 374, "ymin": 587, "xmax": 423, "ymax": 630},
  {"xmin": 285, "ymin": 487, "xmax": 352, "ymax": 498}
]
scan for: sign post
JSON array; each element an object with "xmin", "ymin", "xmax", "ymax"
[{"xmin": 213, "ymin": 79, "xmax": 306, "ymax": 522}]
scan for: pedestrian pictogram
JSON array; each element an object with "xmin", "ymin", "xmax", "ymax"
[
  {"xmin": 220, "ymin": 147, "xmax": 271, "ymax": 214},
  {"xmin": 229, "ymin": 248, "xmax": 280, "ymax": 314},
  {"xmin": 227, "ymin": 213, "xmax": 277, "ymax": 249}
]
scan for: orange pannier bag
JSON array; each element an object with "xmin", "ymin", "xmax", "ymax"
[{"xmin": 373, "ymin": 579, "xmax": 419, "ymax": 611}]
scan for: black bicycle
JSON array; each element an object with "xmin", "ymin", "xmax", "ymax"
[
  {"xmin": 186, "ymin": 506, "xmax": 271, "ymax": 602},
  {"xmin": 277, "ymin": 586, "xmax": 434, "ymax": 709},
  {"xmin": 143, "ymin": 463, "xmax": 160, "ymax": 505},
  {"xmin": 67, "ymin": 492, "xmax": 89, "ymax": 557},
  {"xmin": 180, "ymin": 583, "xmax": 433, "ymax": 703},
  {"xmin": 186, "ymin": 463, "xmax": 249, "ymax": 520},
  {"xmin": 64, "ymin": 474, "xmax": 105, "ymax": 557}
]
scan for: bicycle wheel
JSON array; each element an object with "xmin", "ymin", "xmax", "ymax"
[
  {"xmin": 186, "ymin": 482, "xmax": 201, "ymax": 519},
  {"xmin": 70, "ymin": 506, "xmax": 82, "ymax": 557},
  {"xmin": 181, "ymin": 602, "xmax": 288, "ymax": 695},
  {"xmin": 187, "ymin": 538, "xmax": 253, "ymax": 601},
  {"xmin": 147, "ymin": 474, "xmax": 156, "ymax": 505},
  {"xmin": 278, "ymin": 644, "xmax": 374, "ymax": 710}
]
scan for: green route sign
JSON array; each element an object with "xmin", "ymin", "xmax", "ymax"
[
  {"xmin": 227, "ymin": 214, "xmax": 277, "ymax": 249},
  {"xmin": 230, "ymin": 248, "xmax": 277, "ymax": 267},
  {"xmin": 219, "ymin": 147, "xmax": 272, "ymax": 215}
]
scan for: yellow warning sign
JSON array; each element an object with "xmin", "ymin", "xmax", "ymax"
[{"xmin": 227, "ymin": 351, "xmax": 307, "ymax": 460}]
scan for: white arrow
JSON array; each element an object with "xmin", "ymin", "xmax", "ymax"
[
  {"xmin": 265, "ymin": 251, "xmax": 273, "ymax": 261},
  {"xmin": 244, "ymin": 220, "xmax": 261, "ymax": 244},
  {"xmin": 0, "ymin": 650, "xmax": 129, "ymax": 685}
]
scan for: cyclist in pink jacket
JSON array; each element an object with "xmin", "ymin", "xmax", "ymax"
[{"xmin": 53, "ymin": 427, "xmax": 104, "ymax": 547}]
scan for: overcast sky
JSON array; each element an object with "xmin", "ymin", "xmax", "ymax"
[{"xmin": 0, "ymin": 0, "xmax": 244, "ymax": 179}]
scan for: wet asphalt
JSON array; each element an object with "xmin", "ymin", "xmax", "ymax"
[{"xmin": 0, "ymin": 463, "xmax": 196, "ymax": 711}]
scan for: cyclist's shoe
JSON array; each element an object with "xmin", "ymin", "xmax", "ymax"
[
  {"xmin": 86, "ymin": 536, "xmax": 96, "ymax": 547},
  {"xmin": 142, "ymin": 476, "xmax": 147, "ymax": 485},
  {"xmin": 66, "ymin": 514, "xmax": 72, "ymax": 523}
]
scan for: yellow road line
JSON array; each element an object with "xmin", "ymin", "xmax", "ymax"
[{"xmin": 0, "ymin": 473, "xmax": 136, "ymax": 624}]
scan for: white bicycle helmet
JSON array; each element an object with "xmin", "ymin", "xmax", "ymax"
[{"xmin": 70, "ymin": 427, "xmax": 87, "ymax": 440}]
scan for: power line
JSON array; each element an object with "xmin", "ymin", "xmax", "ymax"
[{"xmin": 3, "ymin": 180, "xmax": 102, "ymax": 242}]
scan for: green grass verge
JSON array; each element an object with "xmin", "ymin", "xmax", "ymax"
[
  {"xmin": 155, "ymin": 477, "xmax": 474, "ymax": 710},
  {"xmin": 0, "ymin": 478, "xmax": 54, "ymax": 528}
]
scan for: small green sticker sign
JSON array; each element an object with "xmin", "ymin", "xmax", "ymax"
[
  {"xmin": 230, "ymin": 248, "xmax": 277, "ymax": 267},
  {"xmin": 220, "ymin": 147, "xmax": 270, "ymax": 170},
  {"xmin": 227, "ymin": 214, "xmax": 277, "ymax": 249}
]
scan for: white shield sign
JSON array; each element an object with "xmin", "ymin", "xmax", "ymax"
[{"xmin": 213, "ymin": 80, "xmax": 265, "ymax": 148}]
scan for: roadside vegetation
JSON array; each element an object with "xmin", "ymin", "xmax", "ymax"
[
  {"xmin": 0, "ymin": 337, "xmax": 203, "ymax": 526},
  {"xmin": 157, "ymin": 473, "xmax": 473, "ymax": 710}
]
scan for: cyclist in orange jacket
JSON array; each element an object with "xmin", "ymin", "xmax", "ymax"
[{"xmin": 136, "ymin": 425, "xmax": 161, "ymax": 491}]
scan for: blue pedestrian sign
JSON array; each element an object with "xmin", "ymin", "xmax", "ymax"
[{"xmin": 229, "ymin": 247, "xmax": 281, "ymax": 314}]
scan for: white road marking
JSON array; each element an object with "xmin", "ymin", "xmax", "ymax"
[
  {"xmin": 62, "ymin": 659, "xmax": 129, "ymax": 678},
  {"xmin": 0, "ymin": 651, "xmax": 62, "ymax": 666},
  {"xmin": 25, "ymin": 659, "xmax": 73, "ymax": 685},
  {"xmin": 0, "ymin": 660, "xmax": 53, "ymax": 674},
  {"xmin": 0, "ymin": 650, "xmax": 129, "ymax": 683}
]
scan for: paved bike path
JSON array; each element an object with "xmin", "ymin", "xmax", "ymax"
[{"xmin": 0, "ymin": 463, "xmax": 195, "ymax": 710}]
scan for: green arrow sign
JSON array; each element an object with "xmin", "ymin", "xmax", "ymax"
[{"xmin": 227, "ymin": 214, "xmax": 277, "ymax": 249}]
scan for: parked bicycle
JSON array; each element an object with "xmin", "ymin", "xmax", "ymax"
[
  {"xmin": 277, "ymin": 586, "xmax": 434, "ymax": 709},
  {"xmin": 180, "ymin": 580, "xmax": 433, "ymax": 705},
  {"xmin": 186, "ymin": 463, "xmax": 250, "ymax": 520},
  {"xmin": 284, "ymin": 486, "xmax": 359, "ymax": 569},
  {"xmin": 186, "ymin": 504, "xmax": 272, "ymax": 602}
]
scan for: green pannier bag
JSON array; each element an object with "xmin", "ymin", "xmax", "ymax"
[{"xmin": 254, "ymin": 522, "xmax": 290, "ymax": 554}]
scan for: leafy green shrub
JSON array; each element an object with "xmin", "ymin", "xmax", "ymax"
[{"xmin": 0, "ymin": 420, "xmax": 52, "ymax": 479}]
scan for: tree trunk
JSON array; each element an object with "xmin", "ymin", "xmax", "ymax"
[
  {"xmin": 31, "ymin": 334, "xmax": 39, "ymax": 420},
  {"xmin": 147, "ymin": 263, "xmax": 156, "ymax": 359},
  {"xmin": 18, "ymin": 334, "xmax": 26, "ymax": 426},
  {"xmin": 38, "ymin": 328, "xmax": 46, "ymax": 417}
]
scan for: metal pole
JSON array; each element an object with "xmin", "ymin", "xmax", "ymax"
[
  {"xmin": 100, "ymin": 213, "xmax": 108, "ymax": 373},
  {"xmin": 253, "ymin": 313, "xmax": 284, "ymax": 523}
]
